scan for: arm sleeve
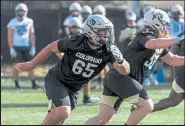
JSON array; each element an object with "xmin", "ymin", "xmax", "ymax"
[
  {"xmin": 138, "ymin": 35, "xmax": 156, "ymax": 47},
  {"xmin": 57, "ymin": 37, "xmax": 69, "ymax": 52},
  {"xmin": 109, "ymin": 53, "xmax": 116, "ymax": 64},
  {"xmin": 160, "ymin": 48, "xmax": 169, "ymax": 57}
]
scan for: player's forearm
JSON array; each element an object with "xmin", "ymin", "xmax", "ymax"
[
  {"xmin": 7, "ymin": 30, "xmax": 13, "ymax": 48},
  {"xmin": 145, "ymin": 38, "xmax": 177, "ymax": 49},
  {"xmin": 168, "ymin": 55, "xmax": 184, "ymax": 66},
  {"xmin": 113, "ymin": 60, "xmax": 130, "ymax": 75},
  {"xmin": 30, "ymin": 44, "xmax": 52, "ymax": 69},
  {"xmin": 163, "ymin": 55, "xmax": 184, "ymax": 66},
  {"xmin": 8, "ymin": 37, "xmax": 13, "ymax": 48},
  {"xmin": 30, "ymin": 33, "xmax": 36, "ymax": 47}
]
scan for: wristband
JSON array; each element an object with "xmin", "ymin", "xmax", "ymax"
[{"xmin": 117, "ymin": 59, "xmax": 126, "ymax": 67}]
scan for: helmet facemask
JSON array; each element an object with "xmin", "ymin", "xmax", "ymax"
[
  {"xmin": 16, "ymin": 10, "xmax": 27, "ymax": 20},
  {"xmin": 69, "ymin": 26, "xmax": 82, "ymax": 35},
  {"xmin": 172, "ymin": 11, "xmax": 182, "ymax": 21},
  {"xmin": 82, "ymin": 12, "xmax": 90, "ymax": 22},
  {"xmin": 71, "ymin": 10, "xmax": 80, "ymax": 17},
  {"xmin": 87, "ymin": 27, "xmax": 111, "ymax": 49}
]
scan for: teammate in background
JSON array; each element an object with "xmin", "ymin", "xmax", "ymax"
[
  {"xmin": 136, "ymin": 5, "xmax": 155, "ymax": 31},
  {"xmin": 119, "ymin": 11, "xmax": 137, "ymax": 53},
  {"xmin": 152, "ymin": 32, "xmax": 184, "ymax": 112},
  {"xmin": 81, "ymin": 5, "xmax": 92, "ymax": 23},
  {"xmin": 131, "ymin": 4, "xmax": 184, "ymax": 112},
  {"xmin": 170, "ymin": 4, "xmax": 184, "ymax": 38},
  {"xmin": 85, "ymin": 9, "xmax": 184, "ymax": 125},
  {"xmin": 57, "ymin": 17, "xmax": 99, "ymax": 104},
  {"xmin": 7, "ymin": 3, "xmax": 40, "ymax": 90},
  {"xmin": 93, "ymin": 4, "xmax": 110, "ymax": 89},
  {"xmin": 63, "ymin": 2, "xmax": 82, "ymax": 36},
  {"xmin": 93, "ymin": 5, "xmax": 106, "ymax": 16},
  {"xmin": 14, "ymin": 15, "xmax": 130, "ymax": 125},
  {"xmin": 137, "ymin": 5, "xmax": 165, "ymax": 87}
]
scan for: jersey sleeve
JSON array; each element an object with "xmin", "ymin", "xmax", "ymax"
[
  {"xmin": 57, "ymin": 36, "xmax": 69, "ymax": 52},
  {"xmin": 170, "ymin": 44, "xmax": 180, "ymax": 54},
  {"xmin": 7, "ymin": 19, "xmax": 14, "ymax": 28},
  {"xmin": 138, "ymin": 35, "xmax": 155, "ymax": 47},
  {"xmin": 160, "ymin": 48, "xmax": 169, "ymax": 57},
  {"xmin": 30, "ymin": 18, "xmax": 34, "ymax": 25}
]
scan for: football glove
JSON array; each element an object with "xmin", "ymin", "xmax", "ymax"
[
  {"xmin": 29, "ymin": 46, "xmax": 36, "ymax": 57},
  {"xmin": 10, "ymin": 48, "xmax": 17, "ymax": 58}
]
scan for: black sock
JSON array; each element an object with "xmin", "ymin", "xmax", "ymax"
[
  {"xmin": 31, "ymin": 80, "xmax": 36, "ymax": 86},
  {"xmin": 14, "ymin": 80, "xmax": 19, "ymax": 87},
  {"xmin": 98, "ymin": 76, "xmax": 102, "ymax": 85},
  {"xmin": 84, "ymin": 95, "xmax": 89, "ymax": 100}
]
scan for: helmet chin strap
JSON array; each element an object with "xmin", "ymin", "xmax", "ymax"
[{"xmin": 87, "ymin": 39, "xmax": 102, "ymax": 50}]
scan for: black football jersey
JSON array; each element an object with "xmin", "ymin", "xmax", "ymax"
[
  {"xmin": 170, "ymin": 32, "xmax": 184, "ymax": 56},
  {"xmin": 122, "ymin": 32, "xmax": 169, "ymax": 83},
  {"xmin": 48, "ymin": 34, "xmax": 115, "ymax": 91}
]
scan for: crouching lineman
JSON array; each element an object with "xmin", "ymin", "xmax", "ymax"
[{"xmin": 85, "ymin": 9, "xmax": 184, "ymax": 125}]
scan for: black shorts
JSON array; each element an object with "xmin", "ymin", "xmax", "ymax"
[
  {"xmin": 44, "ymin": 74, "xmax": 78, "ymax": 112},
  {"xmin": 11, "ymin": 46, "xmax": 32, "ymax": 64},
  {"xmin": 172, "ymin": 66, "xmax": 184, "ymax": 94},
  {"xmin": 100, "ymin": 70, "xmax": 149, "ymax": 111}
]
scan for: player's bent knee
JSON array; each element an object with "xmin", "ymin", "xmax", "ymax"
[
  {"xmin": 145, "ymin": 99, "xmax": 154, "ymax": 112},
  {"xmin": 136, "ymin": 98, "xmax": 154, "ymax": 112},
  {"xmin": 54, "ymin": 106, "xmax": 71, "ymax": 119},
  {"xmin": 96, "ymin": 115, "xmax": 111, "ymax": 125}
]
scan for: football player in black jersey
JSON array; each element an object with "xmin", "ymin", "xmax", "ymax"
[
  {"xmin": 57, "ymin": 16, "xmax": 100, "ymax": 104},
  {"xmin": 85, "ymin": 9, "xmax": 184, "ymax": 125},
  {"xmin": 14, "ymin": 15, "xmax": 130, "ymax": 125},
  {"xmin": 152, "ymin": 31, "xmax": 184, "ymax": 112}
]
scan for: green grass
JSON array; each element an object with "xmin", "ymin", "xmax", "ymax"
[{"xmin": 1, "ymin": 79, "xmax": 184, "ymax": 125}]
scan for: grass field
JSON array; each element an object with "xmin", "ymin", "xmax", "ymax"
[{"xmin": 1, "ymin": 78, "xmax": 184, "ymax": 125}]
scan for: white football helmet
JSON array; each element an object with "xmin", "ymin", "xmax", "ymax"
[
  {"xmin": 15, "ymin": 3, "xmax": 28, "ymax": 18},
  {"xmin": 126, "ymin": 11, "xmax": 136, "ymax": 21},
  {"xmin": 69, "ymin": 2, "xmax": 81, "ymax": 12},
  {"xmin": 171, "ymin": 4, "xmax": 184, "ymax": 15},
  {"xmin": 81, "ymin": 5, "xmax": 92, "ymax": 15},
  {"xmin": 69, "ymin": 17, "xmax": 83, "ymax": 35},
  {"xmin": 144, "ymin": 9, "xmax": 171, "ymax": 37},
  {"xmin": 84, "ymin": 15, "xmax": 114, "ymax": 47},
  {"xmin": 81, "ymin": 5, "xmax": 92, "ymax": 22},
  {"xmin": 93, "ymin": 5, "xmax": 106, "ymax": 16}
]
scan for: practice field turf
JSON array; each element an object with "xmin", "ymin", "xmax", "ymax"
[{"xmin": 1, "ymin": 78, "xmax": 184, "ymax": 125}]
